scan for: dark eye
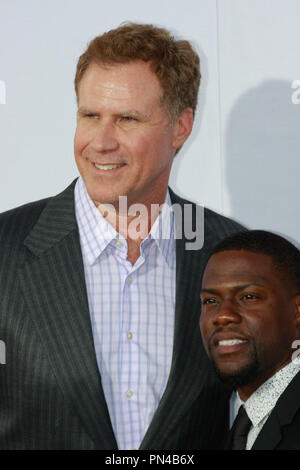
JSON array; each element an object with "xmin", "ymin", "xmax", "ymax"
[
  {"xmin": 201, "ymin": 297, "xmax": 217, "ymax": 305},
  {"xmin": 86, "ymin": 113, "xmax": 98, "ymax": 119},
  {"xmin": 241, "ymin": 293, "xmax": 259, "ymax": 301},
  {"xmin": 121, "ymin": 116, "xmax": 135, "ymax": 121}
]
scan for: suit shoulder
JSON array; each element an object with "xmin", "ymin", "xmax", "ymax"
[
  {"xmin": 204, "ymin": 206, "xmax": 246, "ymax": 237},
  {"xmin": 169, "ymin": 188, "xmax": 246, "ymax": 238},
  {"xmin": 0, "ymin": 197, "xmax": 50, "ymax": 245}
]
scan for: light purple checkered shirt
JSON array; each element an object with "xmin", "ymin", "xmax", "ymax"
[{"xmin": 74, "ymin": 177, "xmax": 176, "ymax": 450}]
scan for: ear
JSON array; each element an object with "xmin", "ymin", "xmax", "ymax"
[{"xmin": 171, "ymin": 107, "xmax": 194, "ymax": 150}]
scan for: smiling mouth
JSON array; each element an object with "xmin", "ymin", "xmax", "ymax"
[
  {"xmin": 218, "ymin": 339, "xmax": 247, "ymax": 346},
  {"xmin": 93, "ymin": 162, "xmax": 126, "ymax": 171},
  {"xmin": 213, "ymin": 338, "xmax": 249, "ymax": 356}
]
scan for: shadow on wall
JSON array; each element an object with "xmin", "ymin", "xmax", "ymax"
[{"xmin": 225, "ymin": 79, "xmax": 300, "ymax": 246}]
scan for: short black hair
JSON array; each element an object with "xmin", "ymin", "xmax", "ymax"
[{"xmin": 209, "ymin": 230, "xmax": 300, "ymax": 292}]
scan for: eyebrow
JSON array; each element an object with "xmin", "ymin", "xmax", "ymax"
[
  {"xmin": 200, "ymin": 283, "xmax": 265, "ymax": 294},
  {"xmin": 77, "ymin": 107, "xmax": 94, "ymax": 116},
  {"xmin": 77, "ymin": 107, "xmax": 150, "ymax": 120}
]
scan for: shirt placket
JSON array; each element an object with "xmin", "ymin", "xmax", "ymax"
[{"xmin": 116, "ymin": 243, "xmax": 146, "ymax": 450}]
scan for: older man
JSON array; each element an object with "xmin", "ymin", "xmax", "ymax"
[
  {"xmin": 0, "ymin": 23, "xmax": 243, "ymax": 449},
  {"xmin": 200, "ymin": 230, "xmax": 300, "ymax": 450}
]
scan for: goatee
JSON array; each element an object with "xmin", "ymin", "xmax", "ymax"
[{"xmin": 211, "ymin": 347, "xmax": 260, "ymax": 389}]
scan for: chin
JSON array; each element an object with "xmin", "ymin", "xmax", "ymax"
[
  {"xmin": 212, "ymin": 352, "xmax": 259, "ymax": 389},
  {"xmin": 85, "ymin": 186, "xmax": 120, "ymax": 206}
]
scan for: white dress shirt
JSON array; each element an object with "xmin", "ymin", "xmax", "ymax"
[
  {"xmin": 230, "ymin": 360, "xmax": 300, "ymax": 449},
  {"xmin": 74, "ymin": 177, "xmax": 176, "ymax": 450}
]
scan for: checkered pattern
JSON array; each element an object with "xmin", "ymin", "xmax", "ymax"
[{"xmin": 74, "ymin": 177, "xmax": 176, "ymax": 450}]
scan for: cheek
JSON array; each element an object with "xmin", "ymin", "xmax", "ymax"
[
  {"xmin": 73, "ymin": 129, "xmax": 84, "ymax": 157},
  {"xmin": 123, "ymin": 133, "xmax": 153, "ymax": 166},
  {"xmin": 74, "ymin": 141, "xmax": 89, "ymax": 165},
  {"xmin": 74, "ymin": 125, "xmax": 94, "ymax": 157},
  {"xmin": 247, "ymin": 315, "xmax": 282, "ymax": 355},
  {"xmin": 199, "ymin": 314, "xmax": 210, "ymax": 346},
  {"xmin": 154, "ymin": 129, "xmax": 174, "ymax": 152},
  {"xmin": 138, "ymin": 125, "xmax": 171, "ymax": 151}
]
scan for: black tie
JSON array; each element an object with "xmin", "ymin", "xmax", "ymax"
[{"xmin": 230, "ymin": 405, "xmax": 252, "ymax": 450}]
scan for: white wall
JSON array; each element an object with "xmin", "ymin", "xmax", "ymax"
[{"xmin": 1, "ymin": 0, "xmax": 299, "ymax": 244}]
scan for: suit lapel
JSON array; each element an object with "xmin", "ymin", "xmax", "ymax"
[
  {"xmin": 140, "ymin": 190, "xmax": 212, "ymax": 448},
  {"xmin": 250, "ymin": 412, "xmax": 282, "ymax": 450},
  {"xmin": 18, "ymin": 180, "xmax": 117, "ymax": 449}
]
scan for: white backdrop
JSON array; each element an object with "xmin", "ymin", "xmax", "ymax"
[{"xmin": 1, "ymin": 0, "xmax": 299, "ymax": 244}]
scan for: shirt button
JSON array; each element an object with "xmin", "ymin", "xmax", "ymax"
[
  {"xmin": 115, "ymin": 240, "xmax": 123, "ymax": 248},
  {"xmin": 126, "ymin": 390, "xmax": 133, "ymax": 399},
  {"xmin": 127, "ymin": 332, "xmax": 133, "ymax": 340},
  {"xmin": 127, "ymin": 275, "xmax": 133, "ymax": 284}
]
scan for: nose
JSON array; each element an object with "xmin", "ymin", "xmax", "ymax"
[
  {"xmin": 212, "ymin": 299, "xmax": 241, "ymax": 326},
  {"xmin": 90, "ymin": 120, "xmax": 119, "ymax": 153}
]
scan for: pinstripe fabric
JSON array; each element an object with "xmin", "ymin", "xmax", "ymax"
[
  {"xmin": 74, "ymin": 177, "xmax": 176, "ymax": 450},
  {"xmin": 140, "ymin": 189, "xmax": 245, "ymax": 449},
  {"xmin": 0, "ymin": 179, "xmax": 245, "ymax": 449}
]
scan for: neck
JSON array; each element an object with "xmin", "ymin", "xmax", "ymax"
[{"xmin": 96, "ymin": 197, "xmax": 165, "ymax": 265}]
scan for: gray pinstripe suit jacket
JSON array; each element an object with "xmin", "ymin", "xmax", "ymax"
[{"xmin": 0, "ymin": 179, "xmax": 244, "ymax": 449}]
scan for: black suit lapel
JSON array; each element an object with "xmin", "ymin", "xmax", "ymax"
[
  {"xmin": 19, "ymin": 180, "xmax": 117, "ymax": 449},
  {"xmin": 250, "ymin": 412, "xmax": 282, "ymax": 450}
]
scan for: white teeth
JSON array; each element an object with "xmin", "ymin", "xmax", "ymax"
[
  {"xmin": 94, "ymin": 163, "xmax": 124, "ymax": 170},
  {"xmin": 218, "ymin": 339, "xmax": 247, "ymax": 346}
]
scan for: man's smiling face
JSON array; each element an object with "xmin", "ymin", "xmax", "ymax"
[
  {"xmin": 74, "ymin": 60, "xmax": 192, "ymax": 209},
  {"xmin": 200, "ymin": 250, "xmax": 300, "ymax": 400}
]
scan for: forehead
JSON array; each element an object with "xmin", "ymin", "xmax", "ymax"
[
  {"xmin": 77, "ymin": 60, "xmax": 163, "ymax": 106},
  {"xmin": 202, "ymin": 250, "xmax": 278, "ymax": 288}
]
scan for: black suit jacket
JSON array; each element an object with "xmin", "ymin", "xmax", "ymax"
[
  {"xmin": 225, "ymin": 370, "xmax": 300, "ymax": 450},
  {"xmin": 0, "ymin": 179, "xmax": 244, "ymax": 450}
]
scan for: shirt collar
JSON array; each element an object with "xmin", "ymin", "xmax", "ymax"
[
  {"xmin": 234, "ymin": 360, "xmax": 300, "ymax": 427},
  {"xmin": 74, "ymin": 176, "xmax": 175, "ymax": 267},
  {"xmin": 74, "ymin": 177, "xmax": 119, "ymax": 265},
  {"xmin": 144, "ymin": 191, "xmax": 175, "ymax": 268}
]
